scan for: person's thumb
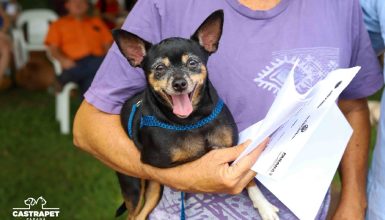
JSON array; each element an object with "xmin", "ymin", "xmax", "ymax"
[
  {"xmin": 228, "ymin": 138, "xmax": 269, "ymax": 176},
  {"xmin": 215, "ymin": 140, "xmax": 252, "ymax": 163}
]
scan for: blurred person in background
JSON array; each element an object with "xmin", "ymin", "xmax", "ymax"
[
  {"xmin": 0, "ymin": 3, "xmax": 11, "ymax": 86},
  {"xmin": 360, "ymin": 0, "xmax": 385, "ymax": 219},
  {"xmin": 51, "ymin": 0, "xmax": 67, "ymax": 16},
  {"xmin": 94, "ymin": 0, "xmax": 120, "ymax": 29},
  {"xmin": 94, "ymin": 0, "xmax": 138, "ymax": 28},
  {"xmin": 121, "ymin": 0, "xmax": 136, "ymax": 12},
  {"xmin": 114, "ymin": 0, "xmax": 136, "ymax": 27},
  {"xmin": 4, "ymin": 0, "xmax": 20, "ymax": 25},
  {"xmin": 45, "ymin": 0, "xmax": 113, "ymax": 96}
]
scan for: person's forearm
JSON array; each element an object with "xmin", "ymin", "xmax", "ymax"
[
  {"xmin": 73, "ymin": 101, "xmax": 200, "ymax": 188},
  {"xmin": 0, "ymin": 21, "xmax": 9, "ymax": 33},
  {"xmin": 336, "ymin": 98, "xmax": 370, "ymax": 218},
  {"xmin": 0, "ymin": 17, "xmax": 10, "ymax": 33},
  {"xmin": 0, "ymin": 7, "xmax": 10, "ymax": 33},
  {"xmin": 73, "ymin": 100, "xmax": 267, "ymax": 194},
  {"xmin": 72, "ymin": 101, "xmax": 213, "ymax": 188},
  {"xmin": 73, "ymin": 100, "xmax": 151, "ymax": 178}
]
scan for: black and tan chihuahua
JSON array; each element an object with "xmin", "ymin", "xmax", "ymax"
[{"xmin": 113, "ymin": 10, "xmax": 279, "ymax": 220}]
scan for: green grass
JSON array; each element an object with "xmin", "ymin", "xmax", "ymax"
[{"xmin": 0, "ymin": 88, "xmax": 125, "ymax": 220}]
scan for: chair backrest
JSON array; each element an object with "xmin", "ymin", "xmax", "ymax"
[{"xmin": 16, "ymin": 9, "xmax": 58, "ymax": 50}]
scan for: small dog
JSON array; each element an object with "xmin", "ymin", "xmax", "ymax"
[{"xmin": 113, "ymin": 10, "xmax": 279, "ymax": 220}]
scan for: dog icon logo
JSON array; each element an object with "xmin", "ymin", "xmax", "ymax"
[
  {"xmin": 23, "ymin": 196, "xmax": 47, "ymax": 209},
  {"xmin": 12, "ymin": 196, "xmax": 60, "ymax": 219}
]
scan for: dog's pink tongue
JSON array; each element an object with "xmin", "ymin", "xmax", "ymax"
[{"xmin": 171, "ymin": 94, "xmax": 193, "ymax": 117}]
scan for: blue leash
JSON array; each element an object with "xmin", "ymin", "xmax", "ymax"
[{"xmin": 181, "ymin": 192, "xmax": 186, "ymax": 220}]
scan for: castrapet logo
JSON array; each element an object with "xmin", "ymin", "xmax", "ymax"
[{"xmin": 12, "ymin": 196, "xmax": 60, "ymax": 220}]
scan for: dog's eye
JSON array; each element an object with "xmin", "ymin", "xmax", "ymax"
[
  {"xmin": 154, "ymin": 64, "xmax": 166, "ymax": 78},
  {"xmin": 155, "ymin": 64, "xmax": 166, "ymax": 72},
  {"xmin": 187, "ymin": 59, "xmax": 199, "ymax": 68}
]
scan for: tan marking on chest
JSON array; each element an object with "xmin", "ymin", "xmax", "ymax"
[
  {"xmin": 207, "ymin": 126, "xmax": 234, "ymax": 148},
  {"xmin": 170, "ymin": 136, "xmax": 206, "ymax": 163}
]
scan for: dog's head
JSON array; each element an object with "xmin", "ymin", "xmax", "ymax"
[{"xmin": 113, "ymin": 10, "xmax": 224, "ymax": 118}]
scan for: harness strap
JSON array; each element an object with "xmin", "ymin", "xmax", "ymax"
[
  {"xmin": 127, "ymin": 100, "xmax": 142, "ymax": 138},
  {"xmin": 140, "ymin": 99, "xmax": 224, "ymax": 131}
]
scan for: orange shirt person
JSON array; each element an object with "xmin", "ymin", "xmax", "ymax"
[{"xmin": 45, "ymin": 0, "xmax": 112, "ymax": 96}]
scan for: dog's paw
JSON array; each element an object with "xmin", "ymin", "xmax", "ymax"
[
  {"xmin": 247, "ymin": 184, "xmax": 280, "ymax": 220},
  {"xmin": 256, "ymin": 201, "xmax": 279, "ymax": 220}
]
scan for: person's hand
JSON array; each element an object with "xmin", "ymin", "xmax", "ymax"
[
  {"xmin": 60, "ymin": 58, "xmax": 76, "ymax": 70},
  {"xmin": 147, "ymin": 138, "xmax": 269, "ymax": 194}
]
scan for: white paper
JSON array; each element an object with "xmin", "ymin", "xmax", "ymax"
[
  {"xmin": 234, "ymin": 59, "xmax": 303, "ymax": 163},
  {"xmin": 257, "ymin": 105, "xmax": 352, "ymax": 220},
  {"xmin": 237, "ymin": 66, "xmax": 360, "ymax": 177},
  {"xmin": 236, "ymin": 66, "xmax": 360, "ymax": 219}
]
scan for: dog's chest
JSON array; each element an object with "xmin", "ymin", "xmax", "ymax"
[{"xmin": 138, "ymin": 122, "xmax": 234, "ymax": 167}]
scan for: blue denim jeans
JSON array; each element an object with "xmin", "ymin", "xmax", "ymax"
[{"xmin": 58, "ymin": 55, "xmax": 104, "ymax": 96}]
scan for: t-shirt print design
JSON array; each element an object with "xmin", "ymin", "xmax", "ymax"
[
  {"xmin": 149, "ymin": 185, "xmax": 300, "ymax": 220},
  {"xmin": 254, "ymin": 47, "xmax": 340, "ymax": 94}
]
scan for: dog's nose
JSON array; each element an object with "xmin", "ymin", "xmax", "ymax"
[{"xmin": 172, "ymin": 78, "xmax": 188, "ymax": 92}]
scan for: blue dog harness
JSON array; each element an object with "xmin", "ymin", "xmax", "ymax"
[
  {"xmin": 127, "ymin": 99, "xmax": 224, "ymax": 137},
  {"xmin": 126, "ymin": 98, "xmax": 224, "ymax": 219}
]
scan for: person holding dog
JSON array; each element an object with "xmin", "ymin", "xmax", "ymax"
[
  {"xmin": 73, "ymin": 0, "xmax": 383, "ymax": 219},
  {"xmin": 360, "ymin": 1, "xmax": 385, "ymax": 219},
  {"xmin": 45, "ymin": 0, "xmax": 113, "ymax": 96}
]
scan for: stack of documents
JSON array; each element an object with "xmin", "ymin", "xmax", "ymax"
[{"xmin": 236, "ymin": 62, "xmax": 360, "ymax": 219}]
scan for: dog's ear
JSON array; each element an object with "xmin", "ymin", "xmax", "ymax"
[
  {"xmin": 191, "ymin": 10, "xmax": 224, "ymax": 54},
  {"xmin": 112, "ymin": 29, "xmax": 152, "ymax": 67}
]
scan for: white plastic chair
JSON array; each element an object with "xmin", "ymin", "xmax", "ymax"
[
  {"xmin": 12, "ymin": 9, "xmax": 58, "ymax": 68},
  {"xmin": 50, "ymin": 55, "xmax": 77, "ymax": 135},
  {"xmin": 12, "ymin": 9, "xmax": 77, "ymax": 134}
]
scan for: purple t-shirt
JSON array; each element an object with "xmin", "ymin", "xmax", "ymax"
[{"xmin": 85, "ymin": 0, "xmax": 383, "ymax": 219}]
